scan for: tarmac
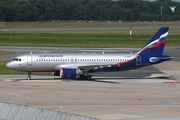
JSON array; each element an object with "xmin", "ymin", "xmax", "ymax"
[{"xmin": 0, "ymin": 46, "xmax": 180, "ymax": 120}]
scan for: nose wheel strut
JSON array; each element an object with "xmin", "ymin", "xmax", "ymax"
[{"xmin": 27, "ymin": 72, "xmax": 31, "ymax": 80}]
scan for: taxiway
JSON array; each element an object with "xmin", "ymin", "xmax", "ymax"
[{"xmin": 0, "ymin": 46, "xmax": 180, "ymax": 120}]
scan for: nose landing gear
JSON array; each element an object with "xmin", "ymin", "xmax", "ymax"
[{"xmin": 27, "ymin": 72, "xmax": 31, "ymax": 80}]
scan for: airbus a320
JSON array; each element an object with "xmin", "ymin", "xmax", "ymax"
[{"xmin": 6, "ymin": 27, "xmax": 172, "ymax": 80}]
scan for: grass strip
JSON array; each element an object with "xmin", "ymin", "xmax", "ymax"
[
  {"xmin": 0, "ymin": 32, "xmax": 179, "ymax": 47},
  {"xmin": 0, "ymin": 51, "xmax": 12, "ymax": 55}
]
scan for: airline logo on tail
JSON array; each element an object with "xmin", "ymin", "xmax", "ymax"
[{"xmin": 138, "ymin": 27, "xmax": 169, "ymax": 55}]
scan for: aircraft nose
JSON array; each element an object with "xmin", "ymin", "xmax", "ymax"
[{"xmin": 6, "ymin": 62, "xmax": 14, "ymax": 69}]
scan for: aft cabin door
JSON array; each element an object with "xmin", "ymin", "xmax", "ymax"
[
  {"xmin": 136, "ymin": 55, "xmax": 142, "ymax": 65},
  {"xmin": 27, "ymin": 55, "xmax": 32, "ymax": 66}
]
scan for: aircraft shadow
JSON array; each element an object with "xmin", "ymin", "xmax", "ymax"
[{"xmin": 4, "ymin": 76, "xmax": 172, "ymax": 83}]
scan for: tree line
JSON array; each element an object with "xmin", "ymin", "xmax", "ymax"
[{"xmin": 0, "ymin": 0, "xmax": 180, "ymax": 22}]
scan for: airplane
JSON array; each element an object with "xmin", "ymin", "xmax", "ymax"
[{"xmin": 6, "ymin": 27, "xmax": 172, "ymax": 80}]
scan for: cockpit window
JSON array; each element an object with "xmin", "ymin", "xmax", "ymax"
[
  {"xmin": 13, "ymin": 58, "xmax": 18, "ymax": 61},
  {"xmin": 13, "ymin": 58, "xmax": 21, "ymax": 61}
]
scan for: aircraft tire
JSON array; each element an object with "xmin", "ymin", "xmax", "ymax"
[
  {"xmin": 79, "ymin": 75, "xmax": 86, "ymax": 80},
  {"xmin": 86, "ymin": 76, "xmax": 92, "ymax": 80}
]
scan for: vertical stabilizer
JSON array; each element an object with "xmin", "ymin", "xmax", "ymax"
[{"xmin": 138, "ymin": 27, "xmax": 169, "ymax": 55}]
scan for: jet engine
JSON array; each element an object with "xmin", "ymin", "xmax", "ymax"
[{"xmin": 53, "ymin": 68, "xmax": 81, "ymax": 78}]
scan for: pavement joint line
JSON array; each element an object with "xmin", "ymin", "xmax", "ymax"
[
  {"xmin": 0, "ymin": 96, "xmax": 8, "ymax": 103},
  {"xmin": 175, "ymin": 85, "xmax": 180, "ymax": 91}
]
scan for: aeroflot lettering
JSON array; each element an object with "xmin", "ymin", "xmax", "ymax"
[{"xmin": 39, "ymin": 55, "xmax": 63, "ymax": 57}]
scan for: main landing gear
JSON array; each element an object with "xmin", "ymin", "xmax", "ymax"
[
  {"xmin": 79, "ymin": 74, "xmax": 92, "ymax": 80},
  {"xmin": 27, "ymin": 72, "xmax": 31, "ymax": 80},
  {"xmin": 26, "ymin": 72, "xmax": 92, "ymax": 80}
]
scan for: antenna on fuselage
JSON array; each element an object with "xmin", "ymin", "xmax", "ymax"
[
  {"xmin": 30, "ymin": 51, "xmax": 32, "ymax": 54},
  {"xmin": 102, "ymin": 51, "xmax": 105, "ymax": 54}
]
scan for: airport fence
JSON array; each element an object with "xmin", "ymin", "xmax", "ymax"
[{"xmin": 0, "ymin": 103, "xmax": 99, "ymax": 120}]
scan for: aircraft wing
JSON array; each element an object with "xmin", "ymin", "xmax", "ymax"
[{"xmin": 55, "ymin": 63, "xmax": 113, "ymax": 71}]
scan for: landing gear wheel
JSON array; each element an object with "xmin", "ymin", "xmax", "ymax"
[
  {"xmin": 79, "ymin": 74, "xmax": 92, "ymax": 80},
  {"xmin": 86, "ymin": 76, "xmax": 92, "ymax": 80},
  {"xmin": 79, "ymin": 75, "xmax": 86, "ymax": 80},
  {"xmin": 27, "ymin": 77, "xmax": 31, "ymax": 80}
]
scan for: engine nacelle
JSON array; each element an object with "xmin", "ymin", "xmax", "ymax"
[{"xmin": 53, "ymin": 68, "xmax": 81, "ymax": 78}]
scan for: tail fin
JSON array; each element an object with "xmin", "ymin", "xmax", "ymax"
[{"xmin": 138, "ymin": 27, "xmax": 169, "ymax": 55}]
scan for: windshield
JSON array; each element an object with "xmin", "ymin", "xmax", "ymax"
[{"xmin": 13, "ymin": 58, "xmax": 21, "ymax": 61}]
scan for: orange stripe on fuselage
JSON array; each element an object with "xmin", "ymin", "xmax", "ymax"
[{"xmin": 115, "ymin": 55, "xmax": 138, "ymax": 67}]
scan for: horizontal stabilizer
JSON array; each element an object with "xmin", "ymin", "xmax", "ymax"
[{"xmin": 150, "ymin": 56, "xmax": 173, "ymax": 63}]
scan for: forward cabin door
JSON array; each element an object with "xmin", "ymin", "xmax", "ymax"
[{"xmin": 27, "ymin": 55, "xmax": 32, "ymax": 66}]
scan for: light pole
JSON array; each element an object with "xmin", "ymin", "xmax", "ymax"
[{"xmin": 161, "ymin": 6, "xmax": 163, "ymax": 15}]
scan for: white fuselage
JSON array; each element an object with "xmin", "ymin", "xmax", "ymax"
[{"xmin": 6, "ymin": 52, "xmax": 137, "ymax": 72}]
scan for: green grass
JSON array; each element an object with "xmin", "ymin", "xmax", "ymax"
[
  {"xmin": 0, "ymin": 51, "xmax": 12, "ymax": 55},
  {"xmin": 1, "ymin": 22, "xmax": 180, "ymax": 47},
  {"xmin": 0, "ymin": 29, "xmax": 180, "ymax": 47}
]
